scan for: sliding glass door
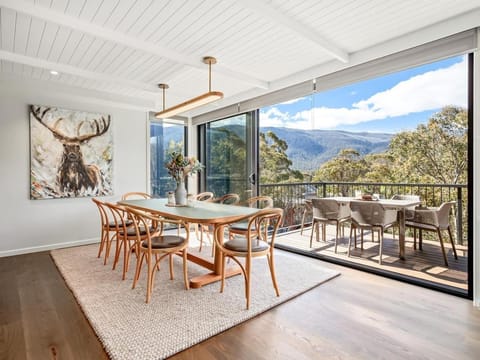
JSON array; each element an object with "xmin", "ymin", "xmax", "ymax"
[{"xmin": 201, "ymin": 112, "xmax": 257, "ymax": 201}]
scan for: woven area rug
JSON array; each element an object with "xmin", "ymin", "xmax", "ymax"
[{"xmin": 51, "ymin": 244, "xmax": 339, "ymax": 360}]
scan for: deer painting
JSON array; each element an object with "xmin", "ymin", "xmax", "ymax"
[{"xmin": 30, "ymin": 105, "xmax": 112, "ymax": 198}]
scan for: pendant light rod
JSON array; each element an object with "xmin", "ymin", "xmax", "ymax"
[
  {"xmin": 158, "ymin": 83, "xmax": 169, "ymax": 111},
  {"xmin": 203, "ymin": 56, "xmax": 217, "ymax": 92}
]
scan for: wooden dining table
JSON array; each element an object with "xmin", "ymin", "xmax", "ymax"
[
  {"xmin": 319, "ymin": 196, "xmax": 421, "ymax": 260},
  {"xmin": 118, "ymin": 198, "xmax": 261, "ymax": 288}
]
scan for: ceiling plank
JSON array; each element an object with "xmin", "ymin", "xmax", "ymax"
[
  {"xmin": 0, "ymin": 0, "xmax": 269, "ymax": 89},
  {"xmin": 35, "ymin": 22, "xmax": 59, "ymax": 59},
  {"xmin": 13, "ymin": 12, "xmax": 30, "ymax": 53},
  {"xmin": 0, "ymin": 49, "xmax": 161, "ymax": 93},
  {"xmin": 241, "ymin": 0, "xmax": 349, "ymax": 63},
  {"xmin": 1, "ymin": 7, "xmax": 16, "ymax": 51}
]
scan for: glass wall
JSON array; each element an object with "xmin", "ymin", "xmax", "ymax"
[
  {"xmin": 257, "ymin": 54, "xmax": 470, "ymax": 296},
  {"xmin": 150, "ymin": 118, "xmax": 186, "ymax": 197}
]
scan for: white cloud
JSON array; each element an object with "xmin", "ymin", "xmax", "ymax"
[{"xmin": 260, "ymin": 59, "xmax": 467, "ymax": 130}]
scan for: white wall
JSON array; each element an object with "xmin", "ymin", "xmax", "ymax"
[{"xmin": 0, "ymin": 80, "xmax": 148, "ymax": 256}]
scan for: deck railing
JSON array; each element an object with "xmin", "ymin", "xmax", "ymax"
[{"xmin": 259, "ymin": 181, "xmax": 468, "ymax": 245}]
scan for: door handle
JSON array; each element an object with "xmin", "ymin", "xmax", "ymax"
[{"xmin": 248, "ymin": 173, "xmax": 256, "ymax": 185}]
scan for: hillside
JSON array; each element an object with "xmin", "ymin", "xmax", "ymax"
[
  {"xmin": 162, "ymin": 125, "xmax": 393, "ymax": 172},
  {"xmin": 261, "ymin": 127, "xmax": 393, "ymax": 172}
]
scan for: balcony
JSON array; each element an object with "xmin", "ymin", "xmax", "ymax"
[{"xmin": 259, "ymin": 181, "xmax": 468, "ymax": 295}]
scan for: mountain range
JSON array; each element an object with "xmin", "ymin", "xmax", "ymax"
[
  {"xmin": 163, "ymin": 125, "xmax": 393, "ymax": 172},
  {"xmin": 261, "ymin": 127, "xmax": 393, "ymax": 172}
]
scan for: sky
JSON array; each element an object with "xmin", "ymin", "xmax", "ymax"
[{"xmin": 260, "ymin": 55, "xmax": 467, "ymax": 133}]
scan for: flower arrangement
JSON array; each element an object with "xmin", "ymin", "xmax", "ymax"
[{"xmin": 165, "ymin": 151, "xmax": 203, "ymax": 183}]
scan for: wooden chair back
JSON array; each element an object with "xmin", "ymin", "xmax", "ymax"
[
  {"xmin": 216, "ymin": 207, "xmax": 284, "ymax": 309},
  {"xmin": 244, "ymin": 195, "xmax": 273, "ymax": 209},
  {"xmin": 121, "ymin": 192, "xmax": 151, "ymax": 200},
  {"xmin": 194, "ymin": 192, "xmax": 214, "ymax": 201},
  {"xmin": 215, "ymin": 193, "xmax": 240, "ymax": 205}
]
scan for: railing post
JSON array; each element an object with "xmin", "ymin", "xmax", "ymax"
[{"xmin": 456, "ymin": 187, "xmax": 463, "ymax": 245}]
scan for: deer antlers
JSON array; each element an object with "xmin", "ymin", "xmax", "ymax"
[{"xmin": 30, "ymin": 105, "xmax": 111, "ymax": 143}]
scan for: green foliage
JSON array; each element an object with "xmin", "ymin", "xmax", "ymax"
[
  {"xmin": 207, "ymin": 126, "xmax": 248, "ymax": 197},
  {"xmin": 387, "ymin": 106, "xmax": 467, "ymax": 184},
  {"xmin": 208, "ymin": 127, "xmax": 246, "ymax": 176},
  {"xmin": 260, "ymin": 131, "xmax": 304, "ymax": 183},
  {"xmin": 313, "ymin": 148, "xmax": 367, "ymax": 182},
  {"xmin": 313, "ymin": 106, "xmax": 467, "ymax": 185},
  {"xmin": 165, "ymin": 151, "xmax": 203, "ymax": 182}
]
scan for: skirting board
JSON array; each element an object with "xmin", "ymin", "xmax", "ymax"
[{"xmin": 0, "ymin": 237, "xmax": 100, "ymax": 258}]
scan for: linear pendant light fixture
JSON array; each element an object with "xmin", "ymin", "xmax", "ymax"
[{"xmin": 155, "ymin": 56, "xmax": 224, "ymax": 119}]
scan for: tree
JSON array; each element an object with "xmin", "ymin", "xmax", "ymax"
[
  {"xmin": 312, "ymin": 106, "xmax": 467, "ymax": 186},
  {"xmin": 260, "ymin": 131, "xmax": 303, "ymax": 183},
  {"xmin": 361, "ymin": 152, "xmax": 396, "ymax": 183},
  {"xmin": 313, "ymin": 148, "xmax": 368, "ymax": 182},
  {"xmin": 207, "ymin": 127, "xmax": 247, "ymax": 196},
  {"xmin": 387, "ymin": 106, "xmax": 467, "ymax": 184}
]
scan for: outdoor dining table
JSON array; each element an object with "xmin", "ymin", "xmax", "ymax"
[
  {"xmin": 318, "ymin": 196, "xmax": 421, "ymax": 260},
  {"xmin": 118, "ymin": 198, "xmax": 261, "ymax": 288}
]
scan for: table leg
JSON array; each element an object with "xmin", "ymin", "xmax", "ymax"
[
  {"xmin": 398, "ymin": 208, "xmax": 406, "ymax": 260},
  {"xmin": 188, "ymin": 223, "xmax": 242, "ymax": 288}
]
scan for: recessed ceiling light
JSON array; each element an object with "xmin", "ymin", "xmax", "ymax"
[{"xmin": 50, "ymin": 70, "xmax": 59, "ymax": 76}]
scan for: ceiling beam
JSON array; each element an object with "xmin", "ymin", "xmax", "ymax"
[
  {"xmin": 0, "ymin": 0, "xmax": 269, "ymax": 89},
  {"xmin": 0, "ymin": 72, "xmax": 156, "ymax": 111},
  {"xmin": 241, "ymin": 0, "xmax": 349, "ymax": 63},
  {"xmin": 0, "ymin": 49, "xmax": 161, "ymax": 94}
]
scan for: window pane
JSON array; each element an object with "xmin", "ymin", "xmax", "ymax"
[
  {"xmin": 258, "ymin": 54, "xmax": 469, "ymax": 297},
  {"xmin": 150, "ymin": 121, "xmax": 185, "ymax": 197}
]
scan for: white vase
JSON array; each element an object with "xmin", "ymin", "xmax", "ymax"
[{"xmin": 175, "ymin": 178, "xmax": 187, "ymax": 205}]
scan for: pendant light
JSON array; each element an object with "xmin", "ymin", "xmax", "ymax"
[{"xmin": 155, "ymin": 56, "xmax": 223, "ymax": 118}]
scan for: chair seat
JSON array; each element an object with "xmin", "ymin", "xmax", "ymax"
[
  {"xmin": 405, "ymin": 220, "xmax": 438, "ymax": 231},
  {"xmin": 353, "ymin": 220, "xmax": 396, "ymax": 229},
  {"xmin": 107, "ymin": 219, "xmax": 133, "ymax": 228},
  {"xmin": 229, "ymin": 221, "xmax": 251, "ymax": 231},
  {"xmin": 223, "ymin": 238, "xmax": 269, "ymax": 252},
  {"xmin": 142, "ymin": 235, "xmax": 186, "ymax": 249},
  {"xmin": 120, "ymin": 226, "xmax": 156, "ymax": 237}
]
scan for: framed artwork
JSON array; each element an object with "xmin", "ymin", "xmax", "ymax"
[{"xmin": 29, "ymin": 104, "xmax": 113, "ymax": 199}]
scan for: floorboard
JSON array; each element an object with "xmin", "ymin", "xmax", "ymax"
[{"xmin": 1, "ymin": 247, "xmax": 479, "ymax": 360}]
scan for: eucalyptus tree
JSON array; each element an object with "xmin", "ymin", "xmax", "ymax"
[{"xmin": 388, "ymin": 106, "xmax": 467, "ymax": 184}]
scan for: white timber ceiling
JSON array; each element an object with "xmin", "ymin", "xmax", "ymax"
[{"xmin": 1, "ymin": 0, "xmax": 479, "ymax": 116}]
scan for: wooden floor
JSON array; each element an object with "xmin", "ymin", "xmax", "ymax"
[
  {"xmin": 276, "ymin": 225, "xmax": 468, "ymax": 292},
  {"xmin": 1, "ymin": 246, "xmax": 479, "ymax": 359}
]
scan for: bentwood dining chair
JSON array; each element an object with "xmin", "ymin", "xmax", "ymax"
[
  {"xmin": 228, "ymin": 196, "xmax": 274, "ymax": 241},
  {"xmin": 194, "ymin": 192, "xmax": 214, "ymax": 202},
  {"xmin": 104, "ymin": 202, "xmax": 157, "ymax": 280},
  {"xmin": 216, "ymin": 207, "xmax": 284, "ymax": 309},
  {"xmin": 121, "ymin": 192, "xmax": 152, "ymax": 200},
  {"xmin": 193, "ymin": 192, "xmax": 215, "ymax": 252},
  {"xmin": 126, "ymin": 206, "xmax": 190, "ymax": 303},
  {"xmin": 405, "ymin": 201, "xmax": 458, "ymax": 266},
  {"xmin": 121, "ymin": 191, "xmax": 183, "ymax": 236},
  {"xmin": 201, "ymin": 193, "xmax": 241, "ymax": 256},
  {"xmin": 310, "ymin": 198, "xmax": 350, "ymax": 253},
  {"xmin": 92, "ymin": 197, "xmax": 125, "ymax": 265},
  {"xmin": 348, "ymin": 201, "xmax": 398, "ymax": 264},
  {"xmin": 214, "ymin": 193, "xmax": 240, "ymax": 205}
]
